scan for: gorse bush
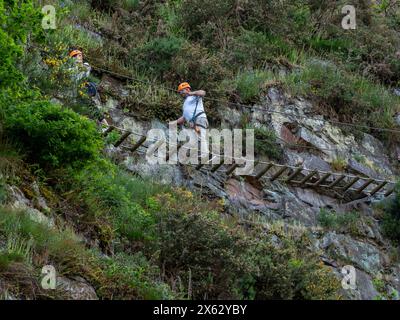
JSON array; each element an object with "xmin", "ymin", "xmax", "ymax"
[
  {"xmin": 4, "ymin": 0, "xmax": 399, "ymax": 300},
  {"xmin": 2, "ymin": 101, "xmax": 103, "ymax": 168},
  {"xmin": 331, "ymin": 157, "xmax": 348, "ymax": 171}
]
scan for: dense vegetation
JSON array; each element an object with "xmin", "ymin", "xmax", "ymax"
[
  {"xmin": 0, "ymin": 0, "xmax": 343, "ymax": 299},
  {"xmin": 38, "ymin": 0, "xmax": 399, "ymax": 140},
  {"xmin": 1, "ymin": 0, "xmax": 400, "ymax": 300}
]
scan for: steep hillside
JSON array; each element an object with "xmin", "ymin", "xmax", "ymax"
[{"xmin": 1, "ymin": 0, "xmax": 400, "ymax": 300}]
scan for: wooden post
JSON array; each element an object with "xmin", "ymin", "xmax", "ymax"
[
  {"xmin": 255, "ymin": 163, "xmax": 274, "ymax": 180},
  {"xmin": 114, "ymin": 131, "xmax": 131, "ymax": 148},
  {"xmin": 129, "ymin": 136, "xmax": 147, "ymax": 152},
  {"xmin": 270, "ymin": 166, "xmax": 288, "ymax": 182}
]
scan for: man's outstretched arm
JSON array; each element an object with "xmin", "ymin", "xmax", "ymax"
[{"xmin": 189, "ymin": 90, "xmax": 206, "ymax": 97}]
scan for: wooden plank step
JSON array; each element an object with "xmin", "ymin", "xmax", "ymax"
[
  {"xmin": 342, "ymin": 177, "xmax": 360, "ymax": 192},
  {"xmin": 114, "ymin": 131, "xmax": 131, "ymax": 147},
  {"xmin": 129, "ymin": 136, "xmax": 147, "ymax": 152},
  {"xmin": 270, "ymin": 166, "xmax": 288, "ymax": 182},
  {"xmin": 369, "ymin": 181, "xmax": 388, "ymax": 197},
  {"xmin": 255, "ymin": 163, "xmax": 274, "ymax": 180},
  {"xmin": 298, "ymin": 170, "xmax": 317, "ymax": 187},
  {"xmin": 286, "ymin": 167, "xmax": 303, "ymax": 183},
  {"xmin": 355, "ymin": 179, "xmax": 374, "ymax": 194},
  {"xmin": 327, "ymin": 175, "xmax": 346, "ymax": 188},
  {"xmin": 312, "ymin": 173, "xmax": 331, "ymax": 187},
  {"xmin": 384, "ymin": 186, "xmax": 395, "ymax": 197},
  {"xmin": 103, "ymin": 125, "xmax": 115, "ymax": 136},
  {"xmin": 226, "ymin": 163, "xmax": 239, "ymax": 176},
  {"xmin": 211, "ymin": 162, "xmax": 224, "ymax": 173}
]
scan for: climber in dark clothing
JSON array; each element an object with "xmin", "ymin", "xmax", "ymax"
[
  {"xmin": 69, "ymin": 49, "xmax": 98, "ymax": 97},
  {"xmin": 69, "ymin": 49, "xmax": 108, "ymax": 126}
]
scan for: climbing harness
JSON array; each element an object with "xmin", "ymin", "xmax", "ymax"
[{"xmin": 189, "ymin": 96, "xmax": 207, "ymax": 134}]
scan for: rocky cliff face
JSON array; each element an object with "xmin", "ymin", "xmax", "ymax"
[{"xmin": 96, "ymin": 74, "xmax": 400, "ymax": 300}]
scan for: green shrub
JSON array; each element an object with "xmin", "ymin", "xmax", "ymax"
[
  {"xmin": 157, "ymin": 1, "xmax": 185, "ymax": 37},
  {"xmin": 283, "ymin": 59, "xmax": 399, "ymax": 141},
  {"xmin": 119, "ymin": 0, "xmax": 140, "ymax": 11},
  {"xmin": 149, "ymin": 190, "xmax": 340, "ymax": 300},
  {"xmin": 240, "ymin": 233, "xmax": 340, "ymax": 300},
  {"xmin": 0, "ymin": 0, "xmax": 41, "ymax": 90},
  {"xmin": 0, "ymin": 205, "xmax": 176, "ymax": 299},
  {"xmin": 241, "ymin": 120, "xmax": 282, "ymax": 160},
  {"xmin": 96, "ymin": 252, "xmax": 176, "ymax": 300},
  {"xmin": 67, "ymin": 163, "xmax": 165, "ymax": 242},
  {"xmin": 121, "ymin": 81, "xmax": 181, "ymax": 122},
  {"xmin": 131, "ymin": 36, "xmax": 184, "ymax": 78},
  {"xmin": 0, "ymin": 138, "xmax": 23, "ymax": 181},
  {"xmin": 382, "ymin": 183, "xmax": 400, "ymax": 243},
  {"xmin": 171, "ymin": 43, "xmax": 230, "ymax": 90},
  {"xmin": 254, "ymin": 126, "xmax": 283, "ymax": 160},
  {"xmin": 318, "ymin": 209, "xmax": 360, "ymax": 234},
  {"xmin": 233, "ymin": 70, "xmax": 273, "ymax": 104},
  {"xmin": 2, "ymin": 101, "xmax": 103, "ymax": 168},
  {"xmin": 178, "ymin": 0, "xmax": 235, "ymax": 42},
  {"xmin": 0, "ymin": 180, "xmax": 6, "ymax": 204},
  {"xmin": 226, "ymin": 30, "xmax": 300, "ymax": 69},
  {"xmin": 331, "ymin": 157, "xmax": 348, "ymax": 171}
]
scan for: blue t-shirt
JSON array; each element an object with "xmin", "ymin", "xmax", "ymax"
[{"xmin": 182, "ymin": 96, "xmax": 206, "ymax": 122}]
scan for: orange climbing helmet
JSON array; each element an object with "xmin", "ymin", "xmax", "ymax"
[
  {"xmin": 69, "ymin": 49, "xmax": 83, "ymax": 58},
  {"xmin": 177, "ymin": 82, "xmax": 191, "ymax": 92}
]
